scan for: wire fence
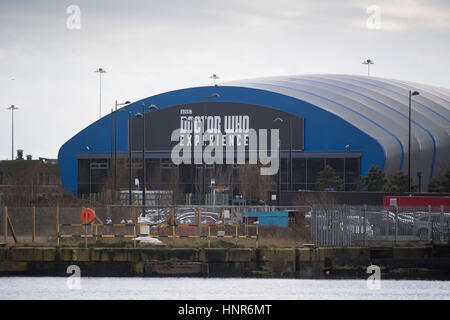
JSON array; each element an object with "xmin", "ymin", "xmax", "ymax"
[
  {"xmin": 3, "ymin": 204, "xmax": 447, "ymax": 247},
  {"xmin": 309, "ymin": 204, "xmax": 450, "ymax": 246},
  {"xmin": 0, "ymin": 205, "xmax": 310, "ymax": 247}
]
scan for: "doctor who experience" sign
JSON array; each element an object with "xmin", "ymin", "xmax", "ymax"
[{"xmin": 130, "ymin": 102, "xmax": 304, "ymax": 175}]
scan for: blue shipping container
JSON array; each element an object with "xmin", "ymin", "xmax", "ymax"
[{"xmin": 243, "ymin": 211, "xmax": 289, "ymax": 228}]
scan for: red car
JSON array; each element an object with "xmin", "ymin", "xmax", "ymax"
[{"xmin": 154, "ymin": 215, "xmax": 216, "ymax": 235}]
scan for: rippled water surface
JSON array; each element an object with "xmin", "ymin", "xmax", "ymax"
[{"xmin": 0, "ymin": 277, "xmax": 449, "ymax": 300}]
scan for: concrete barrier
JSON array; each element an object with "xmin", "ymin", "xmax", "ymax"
[
  {"xmin": 257, "ymin": 248, "xmax": 296, "ymax": 275},
  {"xmin": 144, "ymin": 261, "xmax": 207, "ymax": 277},
  {"xmin": 0, "ymin": 245, "xmax": 448, "ymax": 279},
  {"xmin": 200, "ymin": 248, "xmax": 228, "ymax": 263}
]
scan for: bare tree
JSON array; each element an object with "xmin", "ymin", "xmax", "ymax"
[{"xmin": 237, "ymin": 164, "xmax": 275, "ymax": 203}]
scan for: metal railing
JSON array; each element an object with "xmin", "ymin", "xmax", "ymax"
[
  {"xmin": 1, "ymin": 205, "xmax": 265, "ymax": 247},
  {"xmin": 310, "ymin": 204, "xmax": 450, "ymax": 246}
]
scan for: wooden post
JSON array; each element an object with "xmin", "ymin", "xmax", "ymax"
[
  {"xmin": 195, "ymin": 207, "xmax": 201, "ymax": 237},
  {"xmin": 256, "ymin": 224, "xmax": 259, "ymax": 248},
  {"xmin": 132, "ymin": 207, "xmax": 136, "ymax": 248},
  {"xmin": 208, "ymin": 225, "xmax": 211, "ymax": 248},
  {"xmin": 56, "ymin": 206, "xmax": 60, "ymax": 246},
  {"xmin": 32, "ymin": 206, "xmax": 36, "ymax": 243},
  {"xmin": 3, "ymin": 206, "xmax": 7, "ymax": 244},
  {"xmin": 235, "ymin": 224, "xmax": 238, "ymax": 245},
  {"xmin": 7, "ymin": 216, "xmax": 18, "ymax": 243},
  {"xmin": 385, "ymin": 210, "xmax": 389, "ymax": 240},
  {"xmin": 170, "ymin": 206, "xmax": 175, "ymax": 227}
]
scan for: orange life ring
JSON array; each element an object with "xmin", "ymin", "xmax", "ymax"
[{"xmin": 80, "ymin": 208, "xmax": 96, "ymax": 224}]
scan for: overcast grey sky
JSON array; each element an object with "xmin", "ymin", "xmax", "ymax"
[{"xmin": 0, "ymin": 0, "xmax": 449, "ymax": 160}]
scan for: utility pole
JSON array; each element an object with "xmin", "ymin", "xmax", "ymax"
[
  {"xmin": 94, "ymin": 68, "xmax": 106, "ymax": 119},
  {"xmin": 408, "ymin": 90, "xmax": 420, "ymax": 192},
  {"xmin": 7, "ymin": 105, "xmax": 19, "ymax": 160},
  {"xmin": 362, "ymin": 59, "xmax": 374, "ymax": 76}
]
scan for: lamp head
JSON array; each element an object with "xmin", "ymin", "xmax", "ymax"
[{"xmin": 411, "ymin": 91, "xmax": 420, "ymax": 96}]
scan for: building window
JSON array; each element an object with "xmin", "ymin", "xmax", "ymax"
[
  {"xmin": 90, "ymin": 160, "xmax": 108, "ymax": 169},
  {"xmin": 306, "ymin": 158, "xmax": 325, "ymax": 183},
  {"xmin": 160, "ymin": 159, "xmax": 178, "ymax": 169}
]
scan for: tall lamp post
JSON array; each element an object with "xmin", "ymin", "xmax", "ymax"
[
  {"xmin": 209, "ymin": 74, "xmax": 220, "ymax": 86},
  {"xmin": 288, "ymin": 118, "xmax": 292, "ymax": 191},
  {"xmin": 94, "ymin": 68, "xmax": 106, "ymax": 119},
  {"xmin": 113, "ymin": 100, "xmax": 131, "ymax": 200},
  {"xmin": 117, "ymin": 107, "xmax": 134, "ymax": 206},
  {"xmin": 274, "ymin": 117, "xmax": 283, "ymax": 207},
  {"xmin": 6, "ymin": 105, "xmax": 19, "ymax": 160},
  {"xmin": 362, "ymin": 59, "xmax": 374, "ymax": 76},
  {"xmin": 408, "ymin": 90, "xmax": 420, "ymax": 192},
  {"xmin": 202, "ymin": 92, "xmax": 220, "ymax": 203},
  {"xmin": 85, "ymin": 146, "xmax": 93, "ymax": 203},
  {"xmin": 273, "ymin": 117, "xmax": 293, "ymax": 191},
  {"xmin": 135, "ymin": 103, "xmax": 159, "ymax": 206},
  {"xmin": 127, "ymin": 111, "xmax": 134, "ymax": 206}
]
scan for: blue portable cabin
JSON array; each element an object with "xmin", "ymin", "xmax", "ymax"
[{"xmin": 243, "ymin": 211, "xmax": 289, "ymax": 228}]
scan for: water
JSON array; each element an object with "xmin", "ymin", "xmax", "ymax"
[{"xmin": 0, "ymin": 277, "xmax": 449, "ymax": 300}]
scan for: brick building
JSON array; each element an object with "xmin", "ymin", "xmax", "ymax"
[{"xmin": 0, "ymin": 154, "xmax": 63, "ymax": 205}]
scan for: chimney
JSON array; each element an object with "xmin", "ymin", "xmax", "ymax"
[
  {"xmin": 17, "ymin": 149, "xmax": 24, "ymax": 160},
  {"xmin": 26, "ymin": 154, "xmax": 32, "ymax": 161}
]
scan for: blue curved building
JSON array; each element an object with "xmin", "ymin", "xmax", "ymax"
[{"xmin": 58, "ymin": 74, "xmax": 450, "ymax": 196}]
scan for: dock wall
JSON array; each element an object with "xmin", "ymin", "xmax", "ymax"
[{"xmin": 0, "ymin": 245, "xmax": 449, "ymax": 279}]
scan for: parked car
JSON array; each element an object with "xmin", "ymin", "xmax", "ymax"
[
  {"xmin": 345, "ymin": 216, "xmax": 374, "ymax": 239},
  {"xmin": 415, "ymin": 212, "xmax": 450, "ymax": 241},
  {"xmin": 305, "ymin": 212, "xmax": 374, "ymax": 239},
  {"xmin": 176, "ymin": 211, "xmax": 221, "ymax": 222},
  {"xmin": 154, "ymin": 214, "xmax": 217, "ymax": 235},
  {"xmin": 363, "ymin": 210, "xmax": 396, "ymax": 236},
  {"xmin": 363, "ymin": 210, "xmax": 415, "ymax": 236}
]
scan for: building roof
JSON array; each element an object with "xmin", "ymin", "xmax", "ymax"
[
  {"xmin": 58, "ymin": 74, "xmax": 450, "ymax": 193},
  {"xmin": 225, "ymin": 74, "xmax": 450, "ymax": 183},
  {"xmin": 0, "ymin": 159, "xmax": 60, "ymax": 178}
]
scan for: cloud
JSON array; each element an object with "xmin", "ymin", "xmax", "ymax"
[
  {"xmin": 0, "ymin": 0, "xmax": 448, "ymax": 159},
  {"xmin": 353, "ymin": 0, "xmax": 450, "ymax": 32}
]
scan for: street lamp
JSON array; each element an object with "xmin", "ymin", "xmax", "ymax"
[
  {"xmin": 417, "ymin": 172, "xmax": 422, "ymax": 193},
  {"xmin": 127, "ymin": 111, "xmax": 134, "ymax": 206},
  {"xmin": 202, "ymin": 92, "xmax": 220, "ymax": 203},
  {"xmin": 362, "ymin": 59, "xmax": 374, "ymax": 76},
  {"xmin": 85, "ymin": 145, "xmax": 93, "ymax": 203},
  {"xmin": 113, "ymin": 100, "xmax": 131, "ymax": 200},
  {"xmin": 135, "ymin": 103, "xmax": 159, "ymax": 206},
  {"xmin": 273, "ymin": 117, "xmax": 293, "ymax": 191},
  {"xmin": 6, "ymin": 105, "xmax": 19, "ymax": 160},
  {"xmin": 408, "ymin": 90, "xmax": 420, "ymax": 192},
  {"xmin": 94, "ymin": 68, "xmax": 106, "ymax": 119},
  {"xmin": 274, "ymin": 117, "xmax": 283, "ymax": 207},
  {"xmin": 209, "ymin": 74, "xmax": 220, "ymax": 86}
]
